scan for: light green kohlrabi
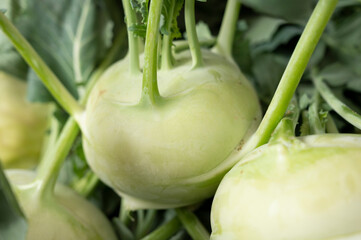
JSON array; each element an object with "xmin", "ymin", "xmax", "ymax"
[
  {"xmin": 6, "ymin": 169, "xmax": 117, "ymax": 240},
  {"xmin": 0, "ymin": 71, "xmax": 51, "ymax": 169},
  {"xmin": 211, "ymin": 134, "xmax": 361, "ymax": 240},
  {"xmin": 80, "ymin": 49, "xmax": 262, "ymax": 209}
]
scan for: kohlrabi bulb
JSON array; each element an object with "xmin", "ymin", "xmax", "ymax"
[
  {"xmin": 6, "ymin": 170, "xmax": 117, "ymax": 240},
  {"xmin": 0, "ymin": 71, "xmax": 51, "ymax": 169},
  {"xmin": 211, "ymin": 134, "xmax": 361, "ymax": 240},
  {"xmin": 81, "ymin": 49, "xmax": 262, "ymax": 209}
]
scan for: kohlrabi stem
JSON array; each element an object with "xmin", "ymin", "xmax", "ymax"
[
  {"xmin": 161, "ymin": 0, "xmax": 176, "ymax": 70},
  {"xmin": 120, "ymin": 200, "xmax": 132, "ymax": 226},
  {"xmin": 326, "ymin": 114, "xmax": 339, "ymax": 133},
  {"xmin": 140, "ymin": 217, "xmax": 181, "ymax": 240},
  {"xmin": 36, "ymin": 117, "xmax": 79, "ymax": 197},
  {"xmin": 175, "ymin": 208, "xmax": 210, "ymax": 240},
  {"xmin": 244, "ymin": 0, "xmax": 338, "ymax": 150},
  {"xmin": 212, "ymin": 0, "xmax": 241, "ymax": 59},
  {"xmin": 269, "ymin": 98, "xmax": 299, "ymax": 142},
  {"xmin": 185, "ymin": 0, "xmax": 204, "ymax": 68},
  {"xmin": 174, "ymin": 39, "xmax": 215, "ymax": 53},
  {"xmin": 300, "ymin": 110, "xmax": 311, "ymax": 136},
  {"xmin": 72, "ymin": 172, "xmax": 99, "ymax": 197},
  {"xmin": 122, "ymin": 0, "xmax": 141, "ymax": 74},
  {"xmin": 0, "ymin": 12, "xmax": 83, "ymax": 118},
  {"xmin": 140, "ymin": 0, "xmax": 163, "ymax": 105},
  {"xmin": 308, "ymin": 94, "xmax": 325, "ymax": 134},
  {"xmin": 136, "ymin": 210, "xmax": 157, "ymax": 239},
  {"xmin": 313, "ymin": 75, "xmax": 361, "ymax": 130}
]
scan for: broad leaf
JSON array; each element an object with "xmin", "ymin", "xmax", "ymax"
[
  {"xmin": 16, "ymin": 0, "xmax": 113, "ymax": 102},
  {"xmin": 242, "ymin": 0, "xmax": 315, "ymax": 24},
  {"xmin": 131, "ymin": 0, "xmax": 149, "ymax": 24},
  {"xmin": 160, "ymin": 0, "xmax": 183, "ymax": 38},
  {"xmin": 0, "ymin": 0, "xmax": 28, "ymax": 79}
]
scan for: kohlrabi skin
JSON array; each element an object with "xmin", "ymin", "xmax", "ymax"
[
  {"xmin": 6, "ymin": 170, "xmax": 117, "ymax": 240},
  {"xmin": 211, "ymin": 134, "xmax": 361, "ymax": 240},
  {"xmin": 0, "ymin": 71, "xmax": 50, "ymax": 169},
  {"xmin": 81, "ymin": 49, "xmax": 262, "ymax": 209}
]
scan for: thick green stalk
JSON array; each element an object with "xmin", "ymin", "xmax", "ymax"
[
  {"xmin": 185, "ymin": 0, "xmax": 203, "ymax": 68},
  {"xmin": 313, "ymin": 75, "xmax": 361, "ymax": 130},
  {"xmin": 122, "ymin": 0, "xmax": 141, "ymax": 74},
  {"xmin": 175, "ymin": 208, "xmax": 209, "ymax": 240},
  {"xmin": 212, "ymin": 0, "xmax": 241, "ymax": 59},
  {"xmin": 140, "ymin": 0, "xmax": 163, "ymax": 105},
  {"xmin": 0, "ymin": 12, "xmax": 83, "ymax": 117},
  {"xmin": 140, "ymin": 217, "xmax": 181, "ymax": 240},
  {"xmin": 244, "ymin": 0, "xmax": 338, "ymax": 151}
]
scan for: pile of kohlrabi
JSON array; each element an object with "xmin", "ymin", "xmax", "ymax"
[{"xmin": 1, "ymin": 0, "xmax": 361, "ymax": 239}]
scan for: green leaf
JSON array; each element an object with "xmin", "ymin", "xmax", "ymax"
[
  {"xmin": 0, "ymin": 164, "xmax": 28, "ymax": 240},
  {"xmin": 336, "ymin": 0, "xmax": 361, "ymax": 9},
  {"xmin": 160, "ymin": 0, "xmax": 184, "ymax": 38},
  {"xmin": 244, "ymin": 16, "xmax": 285, "ymax": 45},
  {"xmin": 251, "ymin": 53, "xmax": 289, "ymax": 106},
  {"xmin": 17, "ymin": 0, "xmax": 113, "ymax": 102},
  {"xmin": 0, "ymin": 1, "xmax": 28, "ymax": 79},
  {"xmin": 129, "ymin": 24, "xmax": 147, "ymax": 38},
  {"xmin": 242, "ymin": 0, "xmax": 315, "ymax": 24},
  {"xmin": 252, "ymin": 25, "xmax": 303, "ymax": 54},
  {"xmin": 319, "ymin": 63, "xmax": 358, "ymax": 87},
  {"xmin": 195, "ymin": 21, "xmax": 214, "ymax": 43},
  {"xmin": 131, "ymin": 0, "xmax": 149, "ymax": 23},
  {"xmin": 325, "ymin": 6, "xmax": 361, "ymax": 77}
]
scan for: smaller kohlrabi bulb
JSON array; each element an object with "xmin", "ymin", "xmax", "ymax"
[
  {"xmin": 211, "ymin": 134, "xmax": 361, "ymax": 240},
  {"xmin": 6, "ymin": 170, "xmax": 117, "ymax": 240},
  {"xmin": 0, "ymin": 71, "xmax": 51, "ymax": 169}
]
